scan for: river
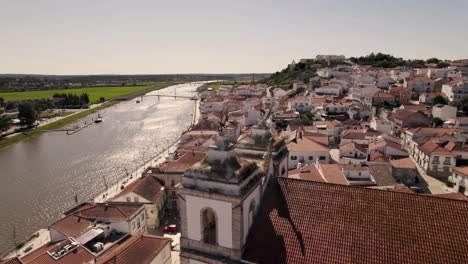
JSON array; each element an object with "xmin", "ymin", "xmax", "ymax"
[{"xmin": 0, "ymin": 82, "xmax": 202, "ymax": 254}]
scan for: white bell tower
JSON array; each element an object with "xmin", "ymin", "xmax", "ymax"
[{"xmin": 178, "ymin": 134, "xmax": 265, "ymax": 263}]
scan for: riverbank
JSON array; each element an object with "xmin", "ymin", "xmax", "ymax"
[
  {"xmin": 1, "ymin": 84, "xmax": 203, "ymax": 259},
  {"xmin": 0, "ymin": 81, "xmax": 182, "ymax": 151}
]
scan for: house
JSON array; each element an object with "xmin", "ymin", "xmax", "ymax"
[
  {"xmin": 347, "ymin": 103, "xmax": 372, "ymax": 120},
  {"xmin": 377, "ymin": 75, "xmax": 396, "ymax": 88},
  {"xmin": 288, "ymin": 163, "xmax": 349, "ymax": 185},
  {"xmin": 370, "ymin": 117, "xmax": 392, "ymax": 134},
  {"xmin": 351, "ymin": 74, "xmax": 377, "ymax": 87},
  {"xmin": 390, "ymin": 110, "xmax": 432, "ymax": 136},
  {"xmin": 340, "ymin": 129, "xmax": 382, "ymax": 145},
  {"xmin": 292, "ymin": 82, "xmax": 307, "ymax": 90},
  {"xmin": 389, "ymin": 86, "xmax": 412, "ymax": 105},
  {"xmin": 412, "ymin": 138, "xmax": 466, "ymax": 178},
  {"xmin": 404, "ymin": 76, "xmax": 436, "ymax": 98},
  {"xmin": 390, "ymin": 66, "xmax": 412, "ymax": 81},
  {"xmin": 97, "ymin": 234, "xmax": 171, "ymax": 264},
  {"xmin": 148, "ymin": 150, "xmax": 206, "ymax": 211},
  {"xmin": 450, "ymin": 167, "xmax": 468, "ymax": 196},
  {"xmin": 341, "ymin": 164, "xmax": 376, "ymax": 186},
  {"xmin": 368, "ymin": 138, "xmax": 408, "ymax": 158},
  {"xmin": 349, "ymin": 86, "xmax": 380, "ymax": 102},
  {"xmin": 19, "ymin": 239, "xmax": 95, "ymax": 264},
  {"xmin": 314, "ymin": 85, "xmax": 342, "ymax": 96},
  {"xmin": 390, "ymin": 157, "xmax": 417, "ymax": 185},
  {"xmin": 419, "ymin": 92, "xmax": 443, "ymax": 105},
  {"xmin": 402, "ymin": 127, "xmax": 468, "ymax": 156},
  {"xmin": 316, "ymin": 54, "xmax": 346, "ymax": 62},
  {"xmin": 365, "ymin": 92, "xmax": 395, "ymax": 107},
  {"xmin": 243, "ymin": 177, "xmax": 468, "ymax": 263},
  {"xmin": 324, "ymin": 102, "xmax": 351, "ymax": 115},
  {"xmin": 309, "ymin": 120, "xmax": 344, "ymax": 143},
  {"xmin": 271, "ymin": 110, "xmax": 300, "ymax": 122},
  {"xmin": 441, "ymin": 80, "xmax": 468, "ymax": 102},
  {"xmin": 432, "ymin": 104, "xmax": 457, "ymax": 121},
  {"xmin": 427, "ymin": 68, "xmax": 461, "ymax": 79},
  {"xmin": 339, "ymin": 142, "xmax": 368, "ymax": 164},
  {"xmin": 287, "ymin": 96, "xmax": 312, "ymax": 112},
  {"xmin": 111, "ymin": 176, "xmax": 166, "ymax": 229},
  {"xmin": 287, "ymin": 134, "xmax": 330, "ymax": 169}
]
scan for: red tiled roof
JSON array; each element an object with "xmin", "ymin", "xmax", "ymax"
[
  {"xmin": 50, "ymin": 214, "xmax": 93, "ymax": 238},
  {"xmin": 287, "ymin": 136, "xmax": 329, "ymax": 153},
  {"xmin": 97, "ymin": 234, "xmax": 170, "ymax": 264},
  {"xmin": 454, "ymin": 167, "xmax": 468, "ymax": 177},
  {"xmin": 431, "ymin": 193, "xmax": 468, "ymax": 201},
  {"xmin": 113, "ymin": 176, "xmax": 164, "ymax": 203},
  {"xmin": 243, "ymin": 177, "xmax": 468, "ymax": 264},
  {"xmin": 391, "ymin": 157, "xmax": 416, "ymax": 169},
  {"xmin": 288, "ymin": 164, "xmax": 325, "ymax": 183},
  {"xmin": 318, "ymin": 164, "xmax": 349, "ymax": 185},
  {"xmin": 70, "ymin": 203, "xmax": 143, "ymax": 221},
  {"xmin": 0, "ymin": 258, "xmax": 22, "ymax": 264},
  {"xmin": 21, "ymin": 239, "xmax": 94, "ymax": 264}
]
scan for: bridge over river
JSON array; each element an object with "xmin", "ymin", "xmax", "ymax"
[{"xmin": 0, "ymin": 82, "xmax": 204, "ymax": 255}]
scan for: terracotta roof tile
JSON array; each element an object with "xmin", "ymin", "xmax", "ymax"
[
  {"xmin": 21, "ymin": 239, "xmax": 94, "ymax": 264},
  {"xmin": 391, "ymin": 157, "xmax": 416, "ymax": 169},
  {"xmin": 243, "ymin": 177, "xmax": 468, "ymax": 263},
  {"xmin": 97, "ymin": 234, "xmax": 170, "ymax": 264},
  {"xmin": 113, "ymin": 176, "xmax": 164, "ymax": 203},
  {"xmin": 50, "ymin": 214, "xmax": 93, "ymax": 238},
  {"xmin": 70, "ymin": 203, "xmax": 143, "ymax": 221}
]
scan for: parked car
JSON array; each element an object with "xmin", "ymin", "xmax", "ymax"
[{"xmin": 163, "ymin": 224, "xmax": 177, "ymax": 233}]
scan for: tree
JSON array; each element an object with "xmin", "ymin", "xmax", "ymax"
[
  {"xmin": 99, "ymin": 97, "xmax": 105, "ymax": 102},
  {"xmin": 426, "ymin": 58, "xmax": 440, "ymax": 64},
  {"xmin": 433, "ymin": 95, "xmax": 447, "ymax": 105},
  {"xmin": 433, "ymin": 117, "xmax": 444, "ymax": 127},
  {"xmin": 0, "ymin": 115, "xmax": 12, "ymax": 133},
  {"xmin": 436, "ymin": 62, "xmax": 450, "ymax": 68},
  {"xmin": 0, "ymin": 97, "xmax": 4, "ymax": 107},
  {"xmin": 18, "ymin": 102, "xmax": 38, "ymax": 126}
]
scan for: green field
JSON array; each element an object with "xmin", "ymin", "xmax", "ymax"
[{"xmin": 0, "ymin": 82, "xmax": 177, "ymax": 103}]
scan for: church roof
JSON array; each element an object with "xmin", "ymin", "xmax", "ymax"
[{"xmin": 243, "ymin": 177, "xmax": 468, "ymax": 264}]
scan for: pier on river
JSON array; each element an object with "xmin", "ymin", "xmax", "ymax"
[{"xmin": 0, "ymin": 82, "xmax": 204, "ymax": 255}]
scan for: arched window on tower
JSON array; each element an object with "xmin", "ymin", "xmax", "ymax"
[
  {"xmin": 248, "ymin": 200, "xmax": 257, "ymax": 229},
  {"xmin": 201, "ymin": 208, "xmax": 217, "ymax": 245}
]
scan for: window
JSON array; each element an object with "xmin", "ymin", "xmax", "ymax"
[
  {"xmin": 319, "ymin": 156, "xmax": 326, "ymax": 160},
  {"xmin": 444, "ymin": 157, "xmax": 451, "ymax": 163},
  {"xmin": 201, "ymin": 208, "xmax": 217, "ymax": 245},
  {"xmin": 171, "ymin": 191, "xmax": 176, "ymax": 197},
  {"xmin": 433, "ymin": 156, "xmax": 439, "ymax": 163},
  {"xmin": 132, "ymin": 221, "xmax": 135, "ymax": 229},
  {"xmin": 291, "ymin": 156, "xmax": 297, "ymax": 160},
  {"xmin": 171, "ymin": 180, "xmax": 175, "ymax": 187},
  {"xmin": 134, "ymin": 197, "xmax": 139, "ymax": 202},
  {"xmin": 308, "ymin": 156, "xmax": 314, "ymax": 160},
  {"xmin": 126, "ymin": 197, "xmax": 131, "ymax": 202}
]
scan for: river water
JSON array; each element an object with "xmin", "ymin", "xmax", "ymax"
[{"xmin": 0, "ymin": 82, "xmax": 201, "ymax": 254}]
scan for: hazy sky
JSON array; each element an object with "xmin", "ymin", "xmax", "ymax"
[{"xmin": 1, "ymin": 0, "xmax": 468, "ymax": 74}]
